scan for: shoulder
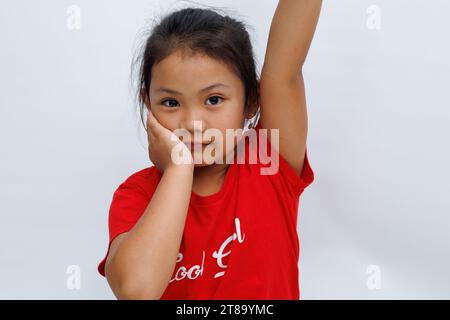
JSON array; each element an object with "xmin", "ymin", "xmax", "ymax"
[
  {"xmin": 123, "ymin": 166, "xmax": 159, "ymax": 184},
  {"xmin": 249, "ymin": 120, "xmax": 315, "ymax": 198},
  {"xmin": 115, "ymin": 166, "xmax": 161, "ymax": 197},
  {"xmin": 108, "ymin": 166, "xmax": 161, "ymax": 222}
]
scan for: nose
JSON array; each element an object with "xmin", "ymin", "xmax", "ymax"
[{"xmin": 180, "ymin": 109, "xmax": 206, "ymax": 138}]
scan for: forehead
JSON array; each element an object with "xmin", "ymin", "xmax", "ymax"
[{"xmin": 150, "ymin": 51, "xmax": 243, "ymax": 93}]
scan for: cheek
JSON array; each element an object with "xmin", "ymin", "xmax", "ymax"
[
  {"xmin": 215, "ymin": 107, "xmax": 246, "ymax": 130},
  {"xmin": 218, "ymin": 128, "xmax": 244, "ymax": 157},
  {"xmin": 153, "ymin": 112, "xmax": 176, "ymax": 130}
]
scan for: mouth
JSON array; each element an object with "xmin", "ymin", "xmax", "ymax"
[{"xmin": 183, "ymin": 141, "xmax": 211, "ymax": 150}]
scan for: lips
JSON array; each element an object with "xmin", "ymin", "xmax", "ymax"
[
  {"xmin": 183, "ymin": 139, "xmax": 211, "ymax": 144},
  {"xmin": 183, "ymin": 141, "xmax": 211, "ymax": 149}
]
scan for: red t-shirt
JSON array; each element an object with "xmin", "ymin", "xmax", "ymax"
[{"xmin": 98, "ymin": 122, "xmax": 314, "ymax": 299}]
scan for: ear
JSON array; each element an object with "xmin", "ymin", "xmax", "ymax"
[
  {"xmin": 140, "ymin": 88, "xmax": 152, "ymax": 111},
  {"xmin": 244, "ymin": 81, "xmax": 260, "ymax": 119},
  {"xmin": 245, "ymin": 102, "xmax": 259, "ymax": 119}
]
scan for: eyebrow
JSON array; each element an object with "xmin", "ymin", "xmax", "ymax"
[{"xmin": 154, "ymin": 83, "xmax": 230, "ymax": 95}]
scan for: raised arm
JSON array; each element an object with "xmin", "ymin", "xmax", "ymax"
[{"xmin": 260, "ymin": 0, "xmax": 322, "ymax": 175}]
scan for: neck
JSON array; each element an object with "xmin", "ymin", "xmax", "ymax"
[
  {"xmin": 193, "ymin": 162, "xmax": 229, "ymax": 180},
  {"xmin": 192, "ymin": 162, "xmax": 230, "ymax": 196}
]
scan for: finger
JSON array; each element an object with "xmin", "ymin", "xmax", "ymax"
[
  {"xmin": 147, "ymin": 113, "xmax": 161, "ymax": 146},
  {"xmin": 147, "ymin": 127, "xmax": 155, "ymax": 146},
  {"xmin": 146, "ymin": 109, "xmax": 162, "ymax": 136},
  {"xmin": 146, "ymin": 109, "xmax": 152, "ymax": 128}
]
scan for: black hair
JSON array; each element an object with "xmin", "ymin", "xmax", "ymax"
[{"xmin": 132, "ymin": 5, "xmax": 261, "ymax": 130}]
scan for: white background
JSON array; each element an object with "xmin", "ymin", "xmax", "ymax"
[{"xmin": 1, "ymin": 0, "xmax": 449, "ymax": 299}]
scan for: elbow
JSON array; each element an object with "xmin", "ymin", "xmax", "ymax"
[
  {"xmin": 116, "ymin": 283, "xmax": 162, "ymax": 300},
  {"xmin": 105, "ymin": 256, "xmax": 165, "ymax": 300},
  {"xmin": 116, "ymin": 288, "xmax": 161, "ymax": 300},
  {"xmin": 107, "ymin": 269, "xmax": 162, "ymax": 300}
]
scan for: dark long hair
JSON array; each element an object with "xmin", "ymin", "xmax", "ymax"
[{"xmin": 132, "ymin": 6, "xmax": 261, "ymax": 130}]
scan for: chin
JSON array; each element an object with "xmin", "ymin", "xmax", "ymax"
[
  {"xmin": 192, "ymin": 157, "xmax": 223, "ymax": 167},
  {"xmin": 193, "ymin": 162, "xmax": 212, "ymax": 167},
  {"xmin": 190, "ymin": 143, "xmax": 236, "ymax": 167}
]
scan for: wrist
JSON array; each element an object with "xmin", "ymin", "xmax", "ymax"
[{"xmin": 164, "ymin": 163, "xmax": 194, "ymax": 175}]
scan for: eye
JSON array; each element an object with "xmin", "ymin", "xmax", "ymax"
[
  {"xmin": 161, "ymin": 99, "xmax": 180, "ymax": 108},
  {"xmin": 205, "ymin": 96, "xmax": 223, "ymax": 106}
]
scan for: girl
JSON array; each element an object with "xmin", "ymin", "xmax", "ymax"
[{"xmin": 98, "ymin": 0, "xmax": 322, "ymax": 300}]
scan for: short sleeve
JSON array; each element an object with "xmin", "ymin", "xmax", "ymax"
[
  {"xmin": 255, "ymin": 121, "xmax": 315, "ymax": 198},
  {"xmin": 277, "ymin": 145, "xmax": 315, "ymax": 198},
  {"xmin": 97, "ymin": 176, "xmax": 150, "ymax": 277}
]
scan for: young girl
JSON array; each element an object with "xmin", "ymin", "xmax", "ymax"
[{"xmin": 98, "ymin": 1, "xmax": 322, "ymax": 300}]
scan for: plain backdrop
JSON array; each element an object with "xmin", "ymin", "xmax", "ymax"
[{"xmin": 1, "ymin": 0, "xmax": 449, "ymax": 299}]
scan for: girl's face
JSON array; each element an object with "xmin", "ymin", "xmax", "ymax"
[{"xmin": 147, "ymin": 50, "xmax": 249, "ymax": 166}]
